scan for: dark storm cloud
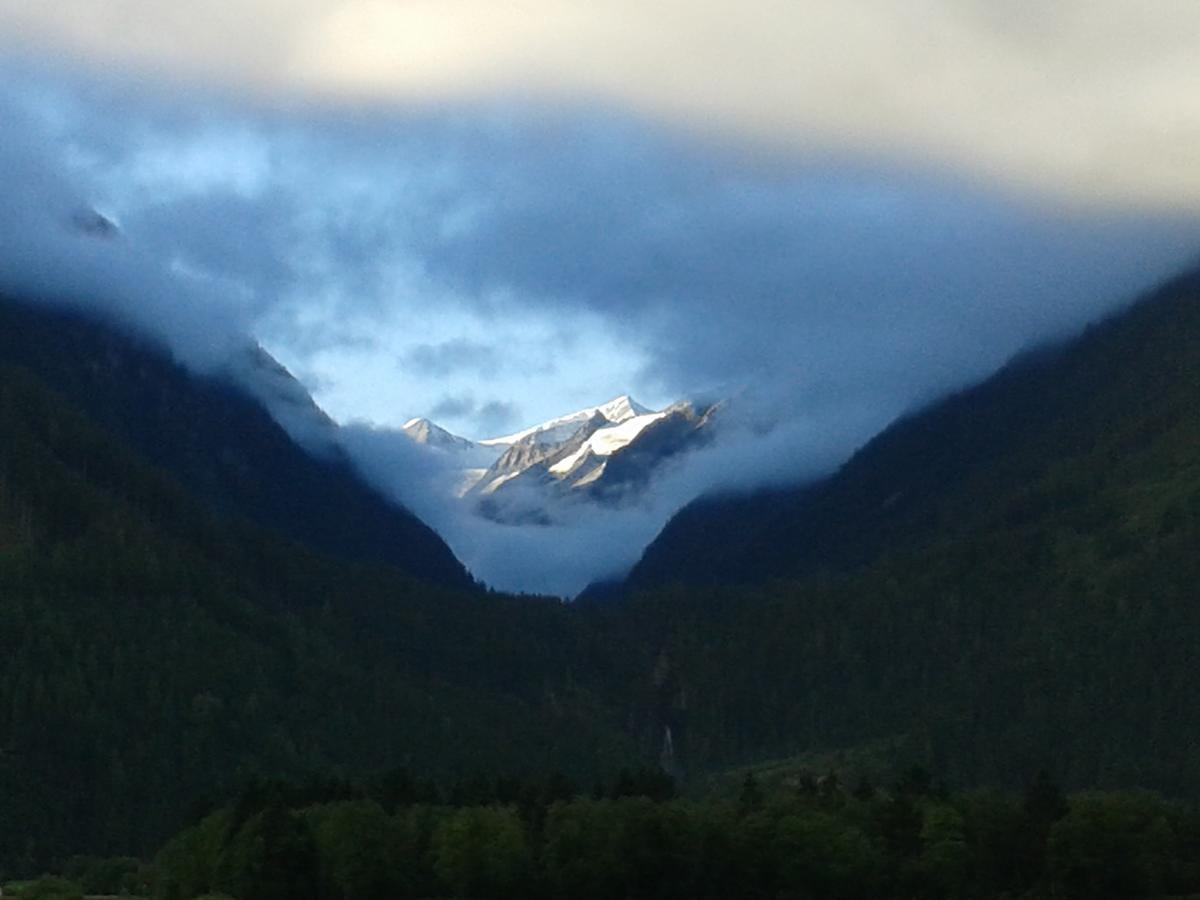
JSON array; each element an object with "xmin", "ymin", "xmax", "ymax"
[
  {"xmin": 3, "ymin": 55, "xmax": 1200, "ymax": 594},
  {"xmin": 427, "ymin": 396, "xmax": 520, "ymax": 436},
  {"xmin": 404, "ymin": 339, "xmax": 503, "ymax": 378},
  {"xmin": 7, "ymin": 2, "xmax": 1200, "ymax": 209},
  {"xmin": 428, "ymin": 396, "xmax": 477, "ymax": 420},
  {"xmin": 401, "ymin": 123, "xmax": 1200, "ymax": 418},
  {"xmin": 475, "ymin": 401, "xmax": 520, "ymax": 436}
]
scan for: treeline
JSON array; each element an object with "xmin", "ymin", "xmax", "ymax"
[{"xmin": 134, "ymin": 769, "xmax": 1200, "ymax": 900}]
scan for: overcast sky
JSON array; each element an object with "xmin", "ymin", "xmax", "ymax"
[
  {"xmin": 5, "ymin": 1, "xmax": 1200, "ymax": 208},
  {"xmin": 2, "ymin": 4, "xmax": 1200, "ymax": 593}
]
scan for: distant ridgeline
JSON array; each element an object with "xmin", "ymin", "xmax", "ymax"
[{"xmin": 3, "ymin": 266, "xmax": 1200, "ymax": 876}]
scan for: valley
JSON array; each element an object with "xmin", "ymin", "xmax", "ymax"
[
  {"xmin": 2, "ymin": 265, "xmax": 1200, "ymax": 894},
  {"xmin": 4, "ymin": 16, "xmax": 1200, "ymax": 894}
]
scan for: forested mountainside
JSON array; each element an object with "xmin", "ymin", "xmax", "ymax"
[
  {"xmin": 628, "ymin": 269, "xmax": 1200, "ymax": 590},
  {"xmin": 0, "ymin": 298, "xmax": 471, "ymax": 588},
  {"xmin": 5, "ymin": 269, "xmax": 1200, "ymax": 879},
  {"xmin": 596, "ymin": 270, "xmax": 1200, "ymax": 791},
  {"xmin": 0, "ymin": 357, "xmax": 635, "ymax": 872}
]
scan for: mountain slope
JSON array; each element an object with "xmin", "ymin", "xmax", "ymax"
[
  {"xmin": 8, "ymin": 257, "xmax": 1200, "ymax": 877},
  {"xmin": 0, "ymin": 359, "xmax": 636, "ymax": 872},
  {"xmin": 0, "ymin": 297, "xmax": 472, "ymax": 589},
  {"xmin": 597, "ymin": 269, "xmax": 1200, "ymax": 793},
  {"xmin": 627, "ymin": 269, "xmax": 1200, "ymax": 590}
]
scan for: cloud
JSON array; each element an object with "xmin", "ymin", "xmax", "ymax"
[
  {"xmin": 404, "ymin": 339, "xmax": 503, "ymax": 378},
  {"xmin": 427, "ymin": 395, "xmax": 477, "ymax": 421},
  {"xmin": 426, "ymin": 395, "xmax": 520, "ymax": 435},
  {"xmin": 4, "ymin": 2, "xmax": 1200, "ymax": 208},
  {"xmin": 2, "ymin": 55, "xmax": 1199, "ymax": 594},
  {"xmin": 475, "ymin": 400, "xmax": 520, "ymax": 436},
  {"xmin": 0, "ymin": 83, "xmax": 255, "ymax": 370}
]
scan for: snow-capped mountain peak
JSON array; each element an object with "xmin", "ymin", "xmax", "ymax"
[
  {"xmin": 401, "ymin": 417, "xmax": 503, "ymax": 490},
  {"xmin": 398, "ymin": 394, "xmax": 720, "ymax": 524},
  {"xmin": 479, "ymin": 394, "xmax": 653, "ymax": 447},
  {"xmin": 595, "ymin": 394, "xmax": 653, "ymax": 422},
  {"xmin": 547, "ymin": 410, "xmax": 667, "ymax": 475},
  {"xmin": 402, "ymin": 417, "xmax": 479, "ymax": 452}
]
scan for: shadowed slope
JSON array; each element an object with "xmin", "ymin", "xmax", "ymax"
[{"xmin": 0, "ymin": 297, "xmax": 472, "ymax": 588}]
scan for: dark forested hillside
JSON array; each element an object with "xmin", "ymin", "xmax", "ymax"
[
  {"xmin": 0, "ymin": 355, "xmax": 635, "ymax": 873},
  {"xmin": 597, "ymin": 270, "xmax": 1200, "ymax": 792},
  {"xmin": 0, "ymin": 298, "xmax": 471, "ymax": 589},
  {"xmin": 6, "ymin": 270, "xmax": 1200, "ymax": 880},
  {"xmin": 628, "ymin": 269, "xmax": 1200, "ymax": 590}
]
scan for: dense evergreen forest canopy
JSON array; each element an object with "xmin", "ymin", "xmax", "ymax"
[
  {"xmin": 145, "ymin": 770, "xmax": 1200, "ymax": 900},
  {"xmin": 2, "ymin": 267, "xmax": 1200, "ymax": 891}
]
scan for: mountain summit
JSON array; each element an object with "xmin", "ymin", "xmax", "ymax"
[
  {"xmin": 479, "ymin": 394, "xmax": 653, "ymax": 447},
  {"xmin": 403, "ymin": 416, "xmax": 484, "ymax": 452},
  {"xmin": 403, "ymin": 395, "xmax": 717, "ymax": 523}
]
